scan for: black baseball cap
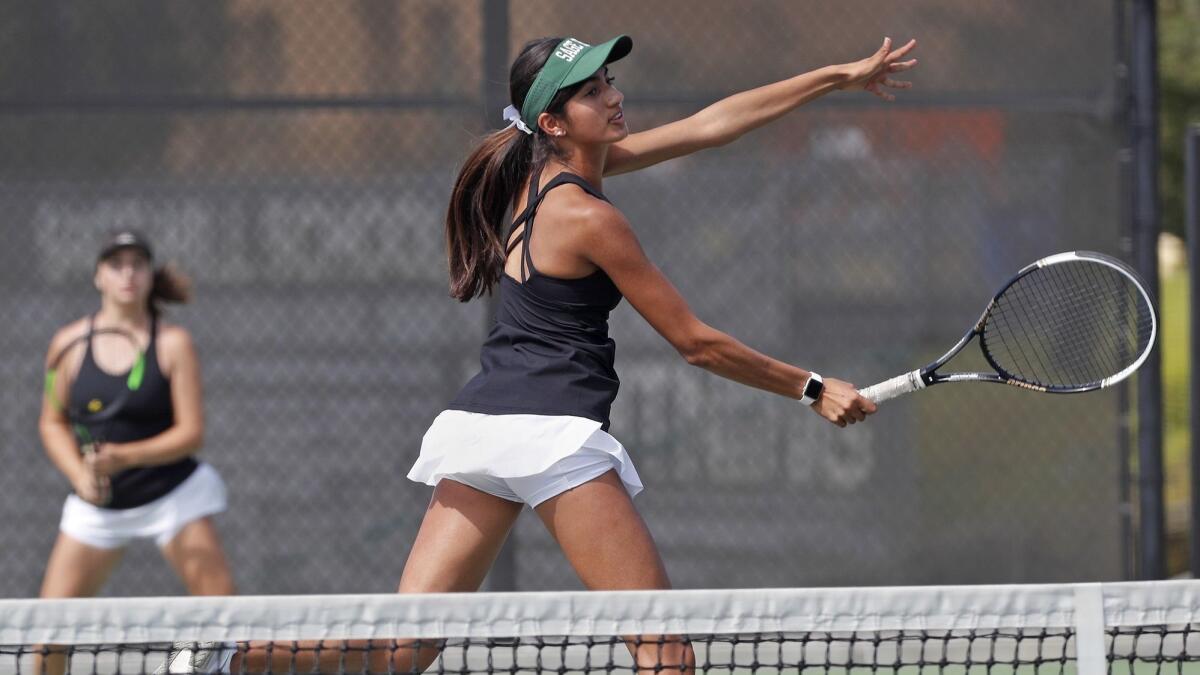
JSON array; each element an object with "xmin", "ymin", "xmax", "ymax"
[{"xmin": 98, "ymin": 230, "xmax": 153, "ymax": 262}]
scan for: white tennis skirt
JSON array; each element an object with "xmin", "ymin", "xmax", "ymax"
[
  {"xmin": 59, "ymin": 462, "xmax": 228, "ymax": 550},
  {"xmin": 408, "ymin": 410, "xmax": 643, "ymax": 507}
]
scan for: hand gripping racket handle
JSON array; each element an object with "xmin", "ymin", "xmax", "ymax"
[{"xmin": 859, "ymin": 370, "xmax": 926, "ymax": 404}]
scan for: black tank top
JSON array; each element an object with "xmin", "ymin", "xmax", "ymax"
[
  {"xmin": 70, "ymin": 314, "xmax": 197, "ymax": 509},
  {"xmin": 448, "ymin": 170, "xmax": 624, "ymax": 429}
]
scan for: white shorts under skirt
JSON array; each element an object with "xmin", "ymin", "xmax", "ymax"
[
  {"xmin": 59, "ymin": 462, "xmax": 228, "ymax": 550},
  {"xmin": 408, "ymin": 410, "xmax": 643, "ymax": 507}
]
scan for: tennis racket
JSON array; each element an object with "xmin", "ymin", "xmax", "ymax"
[
  {"xmin": 44, "ymin": 327, "xmax": 146, "ymax": 505},
  {"xmin": 859, "ymin": 251, "xmax": 1156, "ymax": 404}
]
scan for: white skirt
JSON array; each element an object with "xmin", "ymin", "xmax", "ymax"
[
  {"xmin": 408, "ymin": 410, "xmax": 642, "ymax": 507},
  {"xmin": 59, "ymin": 462, "xmax": 227, "ymax": 550}
]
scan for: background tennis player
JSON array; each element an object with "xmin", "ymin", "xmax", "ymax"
[{"xmin": 36, "ymin": 231, "xmax": 235, "ymax": 673}]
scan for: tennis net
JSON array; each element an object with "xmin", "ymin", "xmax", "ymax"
[{"xmin": 1, "ymin": 581, "xmax": 1197, "ymax": 674}]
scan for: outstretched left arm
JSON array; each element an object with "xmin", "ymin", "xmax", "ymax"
[{"xmin": 604, "ymin": 37, "xmax": 917, "ymax": 177}]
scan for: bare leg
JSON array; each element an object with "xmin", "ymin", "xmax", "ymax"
[
  {"xmin": 233, "ymin": 479, "xmax": 523, "ymax": 673},
  {"xmin": 33, "ymin": 534, "xmax": 124, "ymax": 675},
  {"xmin": 534, "ymin": 470, "xmax": 695, "ymax": 674},
  {"xmin": 161, "ymin": 517, "xmax": 237, "ymax": 595}
]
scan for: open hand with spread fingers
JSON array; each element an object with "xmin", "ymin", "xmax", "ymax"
[{"xmin": 838, "ymin": 37, "xmax": 918, "ymax": 101}]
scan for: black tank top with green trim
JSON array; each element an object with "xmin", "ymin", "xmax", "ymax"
[
  {"xmin": 448, "ymin": 170, "xmax": 624, "ymax": 430},
  {"xmin": 69, "ymin": 315, "xmax": 198, "ymax": 509}
]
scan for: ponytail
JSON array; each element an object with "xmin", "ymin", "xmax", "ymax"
[
  {"xmin": 445, "ymin": 127, "xmax": 534, "ymax": 301},
  {"xmin": 445, "ymin": 36, "xmax": 590, "ymax": 302},
  {"xmin": 149, "ymin": 263, "xmax": 192, "ymax": 315}
]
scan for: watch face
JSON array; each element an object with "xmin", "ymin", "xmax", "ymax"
[{"xmin": 805, "ymin": 377, "xmax": 824, "ymax": 399}]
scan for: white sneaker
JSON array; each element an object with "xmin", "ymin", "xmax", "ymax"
[{"xmin": 153, "ymin": 641, "xmax": 236, "ymax": 674}]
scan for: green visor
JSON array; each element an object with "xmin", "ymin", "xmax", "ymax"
[{"xmin": 519, "ymin": 35, "xmax": 633, "ymax": 131}]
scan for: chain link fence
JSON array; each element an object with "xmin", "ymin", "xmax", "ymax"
[{"xmin": 0, "ymin": 1, "xmax": 1134, "ymax": 596}]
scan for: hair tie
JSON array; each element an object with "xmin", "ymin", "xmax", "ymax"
[{"xmin": 502, "ymin": 105, "xmax": 533, "ymax": 135}]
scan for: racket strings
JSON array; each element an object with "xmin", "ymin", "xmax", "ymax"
[
  {"xmin": 1002, "ymin": 263, "xmax": 1141, "ymax": 385},
  {"xmin": 1018, "ymin": 264, "xmax": 1115, "ymax": 384},
  {"xmin": 995, "ymin": 263, "xmax": 1098, "ymax": 384},
  {"xmin": 982, "ymin": 260, "xmax": 1154, "ymax": 389},
  {"xmin": 90, "ymin": 330, "xmax": 142, "ymax": 378},
  {"xmin": 1076, "ymin": 261, "xmax": 1138, "ymax": 371},
  {"xmin": 990, "ymin": 262, "xmax": 1150, "ymax": 386},
  {"xmin": 996, "ymin": 280, "xmax": 1060, "ymax": 383},
  {"xmin": 47, "ymin": 329, "xmax": 145, "ymax": 424},
  {"xmin": 45, "ymin": 340, "xmax": 88, "ymax": 413}
]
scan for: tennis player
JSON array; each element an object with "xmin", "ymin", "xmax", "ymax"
[
  {"xmin": 406, "ymin": 33, "xmax": 912, "ymax": 672},
  {"xmin": 36, "ymin": 231, "xmax": 234, "ymax": 674},
  {"xmin": 166, "ymin": 33, "xmax": 914, "ymax": 674}
]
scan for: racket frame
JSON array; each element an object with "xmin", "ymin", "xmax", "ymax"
[
  {"xmin": 861, "ymin": 251, "xmax": 1157, "ymax": 403},
  {"xmin": 43, "ymin": 327, "xmax": 147, "ymax": 504},
  {"xmin": 45, "ymin": 327, "xmax": 146, "ymax": 426}
]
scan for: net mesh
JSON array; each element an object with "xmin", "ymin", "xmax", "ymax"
[
  {"xmin": 982, "ymin": 255, "xmax": 1156, "ymax": 390},
  {"xmin": 2, "ymin": 581, "xmax": 1197, "ymax": 674}
]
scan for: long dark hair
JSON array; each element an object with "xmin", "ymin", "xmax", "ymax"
[
  {"xmin": 149, "ymin": 262, "xmax": 191, "ymax": 316},
  {"xmin": 445, "ymin": 37, "xmax": 590, "ymax": 302}
]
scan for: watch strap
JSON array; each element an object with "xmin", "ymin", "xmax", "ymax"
[{"xmin": 799, "ymin": 372, "xmax": 824, "ymax": 406}]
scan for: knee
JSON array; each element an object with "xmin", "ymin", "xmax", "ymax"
[{"xmin": 190, "ymin": 568, "xmax": 236, "ymax": 595}]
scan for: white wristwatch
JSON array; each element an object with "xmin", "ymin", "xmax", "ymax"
[{"xmin": 799, "ymin": 372, "xmax": 824, "ymax": 406}]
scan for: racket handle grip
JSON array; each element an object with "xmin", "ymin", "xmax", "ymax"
[{"xmin": 859, "ymin": 370, "xmax": 926, "ymax": 404}]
